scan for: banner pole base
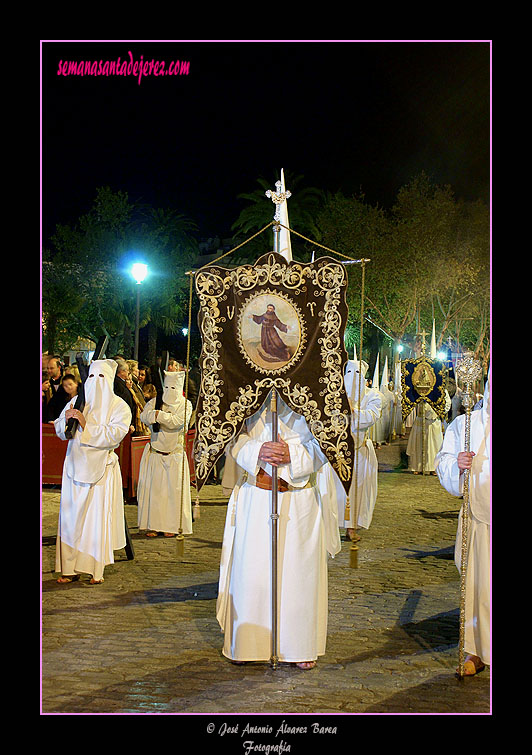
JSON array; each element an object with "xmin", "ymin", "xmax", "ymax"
[{"xmin": 176, "ymin": 531, "xmax": 185, "ymax": 558}]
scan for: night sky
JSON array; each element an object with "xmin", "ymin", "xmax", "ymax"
[{"xmin": 41, "ymin": 40, "xmax": 491, "ymax": 245}]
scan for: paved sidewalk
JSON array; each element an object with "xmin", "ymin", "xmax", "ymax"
[{"xmin": 41, "ymin": 438, "xmax": 490, "ymax": 719}]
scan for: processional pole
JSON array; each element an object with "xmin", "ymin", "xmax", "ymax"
[
  {"xmin": 455, "ymin": 351, "xmax": 483, "ymax": 679},
  {"xmin": 176, "ymin": 270, "xmax": 195, "ymax": 559},
  {"xmin": 418, "ymin": 330, "xmax": 428, "ymax": 475},
  {"xmin": 266, "ymin": 179, "xmax": 291, "ymax": 669},
  {"xmin": 349, "ymin": 259, "xmax": 367, "ymax": 569}
]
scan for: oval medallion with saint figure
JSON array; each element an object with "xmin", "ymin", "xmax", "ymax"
[
  {"xmin": 412, "ymin": 360, "xmax": 436, "ymax": 396},
  {"xmin": 237, "ymin": 290, "xmax": 306, "ymax": 374}
]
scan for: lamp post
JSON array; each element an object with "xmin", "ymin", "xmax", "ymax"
[{"xmin": 131, "ymin": 263, "xmax": 148, "ymax": 361}]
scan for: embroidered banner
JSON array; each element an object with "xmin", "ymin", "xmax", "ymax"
[
  {"xmin": 400, "ymin": 357, "xmax": 448, "ymax": 420},
  {"xmin": 193, "ymin": 251, "xmax": 354, "ymax": 494}
]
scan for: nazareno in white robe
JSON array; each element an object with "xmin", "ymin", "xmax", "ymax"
[
  {"xmin": 221, "ymin": 438, "xmax": 245, "ymax": 497},
  {"xmin": 216, "ymin": 396, "xmax": 341, "ymax": 663},
  {"xmin": 137, "ymin": 371, "xmax": 193, "ymax": 535},
  {"xmin": 341, "ymin": 359, "xmax": 382, "ymax": 530},
  {"xmin": 53, "ymin": 360, "xmax": 131, "ymax": 581},
  {"xmin": 406, "ymin": 391, "xmax": 451, "ymax": 472},
  {"xmin": 435, "ymin": 378, "xmax": 490, "ymax": 664}
]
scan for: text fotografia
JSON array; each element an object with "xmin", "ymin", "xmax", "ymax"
[
  {"xmin": 56, "ymin": 51, "xmax": 190, "ymax": 85},
  {"xmin": 210, "ymin": 720, "xmax": 338, "ymax": 751}
]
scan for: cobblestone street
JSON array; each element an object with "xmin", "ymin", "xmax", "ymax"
[{"xmin": 41, "ymin": 437, "xmax": 490, "ymax": 724}]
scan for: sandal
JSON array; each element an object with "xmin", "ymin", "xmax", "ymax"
[
  {"xmin": 458, "ymin": 655, "xmax": 486, "ymax": 676},
  {"xmin": 57, "ymin": 574, "xmax": 80, "ymax": 584},
  {"xmin": 89, "ymin": 577, "xmax": 104, "ymax": 584},
  {"xmin": 346, "ymin": 529, "xmax": 361, "ymax": 542},
  {"xmin": 146, "ymin": 531, "xmax": 159, "ymax": 537}
]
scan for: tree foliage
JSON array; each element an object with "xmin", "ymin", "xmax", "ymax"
[
  {"xmin": 316, "ymin": 172, "xmax": 490, "ymax": 361},
  {"xmin": 43, "ymin": 187, "xmax": 198, "ymax": 362}
]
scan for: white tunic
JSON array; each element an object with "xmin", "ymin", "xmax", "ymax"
[
  {"xmin": 368, "ymin": 388, "xmax": 386, "ymax": 443},
  {"xmin": 341, "ymin": 388, "xmax": 382, "ymax": 529},
  {"xmin": 374, "ymin": 384, "xmax": 393, "ymax": 443},
  {"xmin": 221, "ymin": 438, "xmax": 244, "ymax": 497},
  {"xmin": 406, "ymin": 393, "xmax": 451, "ymax": 472},
  {"xmin": 137, "ymin": 396, "xmax": 193, "ymax": 535},
  {"xmin": 435, "ymin": 399, "xmax": 490, "ymax": 664},
  {"xmin": 216, "ymin": 398, "xmax": 340, "ymax": 663},
  {"xmin": 54, "ymin": 392, "xmax": 130, "ymax": 581}
]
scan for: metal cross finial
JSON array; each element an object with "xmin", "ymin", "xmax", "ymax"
[
  {"xmin": 417, "ymin": 329, "xmax": 428, "ymax": 356},
  {"xmin": 266, "ymin": 180, "xmax": 291, "ymax": 222}
]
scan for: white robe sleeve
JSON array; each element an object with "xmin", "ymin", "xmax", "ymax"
[
  {"xmin": 53, "ymin": 397, "xmax": 77, "ymax": 441},
  {"xmin": 141, "ymin": 399, "xmax": 191, "ymax": 431},
  {"xmin": 233, "ymin": 425, "xmax": 328, "ymax": 487},
  {"xmin": 351, "ymin": 391, "xmax": 382, "ymax": 432},
  {"xmin": 281, "ymin": 436, "xmax": 328, "ymax": 487},
  {"xmin": 80, "ymin": 400, "xmax": 131, "ymax": 449},
  {"xmin": 434, "ymin": 416, "xmax": 464, "ymax": 497},
  {"xmin": 233, "ymin": 432, "xmax": 263, "ymax": 477}
]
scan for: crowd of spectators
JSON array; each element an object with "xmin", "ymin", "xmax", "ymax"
[{"xmin": 42, "ymin": 352, "xmax": 200, "ymax": 432}]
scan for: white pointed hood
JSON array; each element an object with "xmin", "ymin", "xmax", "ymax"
[
  {"xmin": 380, "ymin": 356, "xmax": 389, "ymax": 391},
  {"xmin": 430, "ymin": 320, "xmax": 437, "ymax": 358},
  {"xmin": 278, "ymin": 168, "xmax": 293, "ymax": 262},
  {"xmin": 65, "ymin": 358, "xmax": 130, "ymax": 484},
  {"xmin": 344, "ymin": 359, "xmax": 369, "ymax": 406},
  {"xmin": 372, "ymin": 354, "xmax": 380, "ymax": 390},
  {"xmin": 162, "ymin": 370, "xmax": 185, "ymax": 407},
  {"xmin": 83, "ymin": 359, "xmax": 118, "ymax": 424}
]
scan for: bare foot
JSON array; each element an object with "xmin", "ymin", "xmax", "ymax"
[{"xmin": 295, "ymin": 661, "xmax": 316, "ymax": 670}]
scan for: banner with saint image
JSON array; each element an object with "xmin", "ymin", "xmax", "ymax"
[
  {"xmin": 193, "ymin": 251, "xmax": 355, "ymax": 494},
  {"xmin": 400, "ymin": 357, "xmax": 448, "ymax": 420}
]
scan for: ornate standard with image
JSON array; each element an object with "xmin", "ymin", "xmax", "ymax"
[{"xmin": 193, "ymin": 251, "xmax": 354, "ymax": 493}]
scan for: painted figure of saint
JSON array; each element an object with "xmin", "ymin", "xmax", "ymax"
[{"xmin": 251, "ymin": 304, "xmax": 291, "ymax": 363}]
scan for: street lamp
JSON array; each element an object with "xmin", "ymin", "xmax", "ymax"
[{"xmin": 131, "ymin": 263, "xmax": 148, "ymax": 361}]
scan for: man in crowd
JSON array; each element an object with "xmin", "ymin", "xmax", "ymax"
[{"xmin": 42, "ymin": 356, "xmax": 69, "ymax": 421}]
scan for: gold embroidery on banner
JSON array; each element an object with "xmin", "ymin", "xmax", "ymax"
[
  {"xmin": 194, "ymin": 254, "xmax": 352, "ymax": 484},
  {"xmin": 400, "ymin": 357, "xmax": 448, "ymax": 421}
]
